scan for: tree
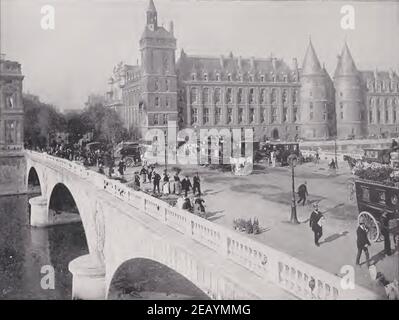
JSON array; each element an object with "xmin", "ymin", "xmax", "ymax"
[{"xmin": 23, "ymin": 94, "xmax": 66, "ymax": 148}]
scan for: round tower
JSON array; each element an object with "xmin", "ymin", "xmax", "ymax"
[
  {"xmin": 334, "ymin": 43, "xmax": 366, "ymax": 139},
  {"xmin": 299, "ymin": 39, "xmax": 331, "ymax": 140}
]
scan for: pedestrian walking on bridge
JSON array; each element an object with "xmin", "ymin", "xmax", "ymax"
[
  {"xmin": 309, "ymin": 203, "xmax": 324, "ymax": 246},
  {"xmin": 356, "ymin": 222, "xmax": 371, "ymax": 267},
  {"xmin": 297, "ymin": 181, "xmax": 308, "ymax": 206}
]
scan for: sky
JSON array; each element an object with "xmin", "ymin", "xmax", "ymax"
[{"xmin": 1, "ymin": 0, "xmax": 399, "ymax": 111}]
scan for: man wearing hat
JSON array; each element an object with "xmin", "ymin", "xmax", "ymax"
[
  {"xmin": 381, "ymin": 211, "xmax": 392, "ymax": 256},
  {"xmin": 356, "ymin": 221, "xmax": 371, "ymax": 266},
  {"xmin": 309, "ymin": 203, "xmax": 324, "ymax": 246}
]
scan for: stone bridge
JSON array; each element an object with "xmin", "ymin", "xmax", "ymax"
[{"xmin": 25, "ymin": 150, "xmax": 377, "ymax": 300}]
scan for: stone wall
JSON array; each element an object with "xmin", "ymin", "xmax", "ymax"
[{"xmin": 0, "ymin": 152, "xmax": 26, "ymax": 195}]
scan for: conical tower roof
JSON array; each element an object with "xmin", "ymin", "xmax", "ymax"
[
  {"xmin": 334, "ymin": 42, "xmax": 358, "ymax": 77},
  {"xmin": 147, "ymin": 0, "xmax": 156, "ymax": 12},
  {"xmin": 301, "ymin": 39, "xmax": 323, "ymax": 76}
]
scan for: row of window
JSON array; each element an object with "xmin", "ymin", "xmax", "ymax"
[
  {"xmin": 368, "ymin": 96, "xmax": 399, "ymax": 107},
  {"xmin": 190, "ymin": 72, "xmax": 297, "ymax": 83},
  {"xmin": 124, "ymin": 90, "xmax": 140, "ymax": 106},
  {"xmin": 369, "ymin": 109, "xmax": 398, "ymax": 124},
  {"xmin": 149, "ymin": 113, "xmax": 169, "ymax": 126},
  {"xmin": 154, "ymin": 79, "xmax": 170, "ymax": 91},
  {"xmin": 367, "ymin": 80, "xmax": 399, "ymax": 93},
  {"xmin": 190, "ymin": 106, "xmax": 298, "ymax": 125},
  {"xmin": 189, "ymin": 87, "xmax": 298, "ymax": 106}
]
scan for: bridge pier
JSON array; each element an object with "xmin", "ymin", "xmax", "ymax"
[
  {"xmin": 69, "ymin": 254, "xmax": 106, "ymax": 300},
  {"xmin": 29, "ymin": 196, "xmax": 49, "ymax": 227}
]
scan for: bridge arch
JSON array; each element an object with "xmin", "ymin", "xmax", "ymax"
[
  {"xmin": 27, "ymin": 166, "xmax": 42, "ymax": 194},
  {"xmin": 107, "ymin": 257, "xmax": 209, "ymax": 300}
]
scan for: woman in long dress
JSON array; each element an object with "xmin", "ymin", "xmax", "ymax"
[
  {"xmin": 174, "ymin": 173, "xmax": 181, "ymax": 195},
  {"xmin": 162, "ymin": 172, "xmax": 170, "ymax": 194}
]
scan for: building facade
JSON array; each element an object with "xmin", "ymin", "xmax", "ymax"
[
  {"xmin": 0, "ymin": 54, "xmax": 26, "ymax": 195},
  {"xmin": 105, "ymin": 0, "xmax": 399, "ymax": 141}
]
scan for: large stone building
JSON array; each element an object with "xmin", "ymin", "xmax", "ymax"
[
  {"xmin": 105, "ymin": 0, "xmax": 399, "ymax": 141},
  {"xmin": 0, "ymin": 54, "xmax": 25, "ymax": 195}
]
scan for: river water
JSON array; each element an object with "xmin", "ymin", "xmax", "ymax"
[
  {"xmin": 0, "ymin": 194, "xmax": 208, "ymax": 300},
  {"xmin": 0, "ymin": 194, "xmax": 88, "ymax": 299}
]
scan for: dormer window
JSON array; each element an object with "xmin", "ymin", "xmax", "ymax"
[
  {"xmin": 216, "ymin": 73, "xmax": 220, "ymax": 81},
  {"xmin": 260, "ymin": 75, "xmax": 265, "ymax": 82},
  {"xmin": 227, "ymin": 74, "xmax": 232, "ymax": 81},
  {"xmin": 283, "ymin": 75, "xmax": 288, "ymax": 83},
  {"xmin": 191, "ymin": 73, "xmax": 196, "ymax": 81},
  {"xmin": 203, "ymin": 73, "xmax": 208, "ymax": 81},
  {"xmin": 249, "ymin": 75, "xmax": 253, "ymax": 82},
  {"xmin": 238, "ymin": 74, "xmax": 242, "ymax": 82}
]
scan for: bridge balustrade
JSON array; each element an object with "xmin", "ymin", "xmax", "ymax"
[{"xmin": 26, "ymin": 150, "xmax": 377, "ymax": 300}]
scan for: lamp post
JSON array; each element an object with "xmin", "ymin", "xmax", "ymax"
[
  {"xmin": 334, "ymin": 136, "xmax": 339, "ymax": 170},
  {"xmin": 288, "ymin": 154, "xmax": 299, "ymax": 224},
  {"xmin": 164, "ymin": 131, "xmax": 168, "ymax": 175}
]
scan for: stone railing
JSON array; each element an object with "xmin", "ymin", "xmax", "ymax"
[{"xmin": 26, "ymin": 150, "xmax": 378, "ymax": 300}]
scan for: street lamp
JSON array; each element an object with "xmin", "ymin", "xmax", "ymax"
[
  {"xmin": 334, "ymin": 136, "xmax": 339, "ymax": 170},
  {"xmin": 288, "ymin": 154, "xmax": 299, "ymax": 224},
  {"xmin": 164, "ymin": 131, "xmax": 168, "ymax": 175}
]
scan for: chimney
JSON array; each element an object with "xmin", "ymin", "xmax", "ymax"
[
  {"xmin": 238, "ymin": 56, "xmax": 242, "ymax": 70},
  {"xmin": 220, "ymin": 55, "xmax": 224, "ymax": 69},
  {"xmin": 250, "ymin": 56, "xmax": 255, "ymax": 70},
  {"xmin": 271, "ymin": 57, "xmax": 277, "ymax": 70},
  {"xmin": 169, "ymin": 21, "xmax": 174, "ymax": 36},
  {"xmin": 292, "ymin": 58, "xmax": 298, "ymax": 70}
]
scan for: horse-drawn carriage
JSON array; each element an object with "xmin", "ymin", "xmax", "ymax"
[{"xmin": 355, "ymin": 178, "xmax": 399, "ymax": 242}]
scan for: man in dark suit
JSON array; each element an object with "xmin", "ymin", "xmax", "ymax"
[
  {"xmin": 193, "ymin": 172, "xmax": 201, "ymax": 196},
  {"xmin": 298, "ymin": 181, "xmax": 308, "ymax": 206},
  {"xmin": 381, "ymin": 211, "xmax": 392, "ymax": 256},
  {"xmin": 356, "ymin": 222, "xmax": 371, "ymax": 267},
  {"xmin": 309, "ymin": 203, "xmax": 324, "ymax": 246},
  {"xmin": 181, "ymin": 176, "xmax": 192, "ymax": 197},
  {"xmin": 152, "ymin": 171, "xmax": 161, "ymax": 194}
]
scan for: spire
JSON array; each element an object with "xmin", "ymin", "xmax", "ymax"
[
  {"xmin": 301, "ymin": 39, "xmax": 322, "ymax": 76},
  {"xmin": 334, "ymin": 42, "xmax": 358, "ymax": 77},
  {"xmin": 146, "ymin": 0, "xmax": 157, "ymax": 28},
  {"xmin": 147, "ymin": 0, "xmax": 156, "ymax": 12}
]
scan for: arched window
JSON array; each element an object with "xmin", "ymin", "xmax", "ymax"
[
  {"xmin": 190, "ymin": 87, "xmax": 197, "ymax": 104},
  {"xmin": 237, "ymin": 88, "xmax": 243, "ymax": 104},
  {"xmin": 260, "ymin": 89, "xmax": 265, "ymax": 104},
  {"xmin": 165, "ymin": 79, "xmax": 169, "ymax": 91},
  {"xmin": 203, "ymin": 73, "xmax": 208, "ymax": 81},
  {"xmin": 154, "ymin": 80, "xmax": 159, "ymax": 91},
  {"xmin": 271, "ymin": 88, "xmax": 277, "ymax": 104},
  {"xmin": 226, "ymin": 88, "xmax": 232, "ymax": 104},
  {"xmin": 249, "ymin": 88, "xmax": 254, "ymax": 104},
  {"xmin": 214, "ymin": 88, "xmax": 221, "ymax": 104},
  {"xmin": 227, "ymin": 74, "xmax": 232, "ymax": 81},
  {"xmin": 282, "ymin": 90, "xmax": 287, "ymax": 105},
  {"xmin": 155, "ymin": 96, "xmax": 159, "ymax": 107},
  {"xmin": 202, "ymin": 88, "xmax": 209, "ymax": 104}
]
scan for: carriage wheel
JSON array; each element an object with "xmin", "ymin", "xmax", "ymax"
[
  {"xmin": 358, "ymin": 211, "xmax": 380, "ymax": 243},
  {"xmin": 347, "ymin": 180, "xmax": 355, "ymax": 202}
]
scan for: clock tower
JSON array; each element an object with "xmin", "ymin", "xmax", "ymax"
[{"xmin": 139, "ymin": 0, "xmax": 177, "ymax": 136}]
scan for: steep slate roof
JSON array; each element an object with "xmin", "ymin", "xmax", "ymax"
[
  {"xmin": 147, "ymin": 0, "xmax": 156, "ymax": 12},
  {"xmin": 334, "ymin": 42, "xmax": 358, "ymax": 77},
  {"xmin": 360, "ymin": 70, "xmax": 399, "ymax": 81},
  {"xmin": 301, "ymin": 39, "xmax": 323, "ymax": 76},
  {"xmin": 176, "ymin": 52, "xmax": 295, "ymax": 81},
  {"xmin": 141, "ymin": 26, "xmax": 174, "ymax": 39}
]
